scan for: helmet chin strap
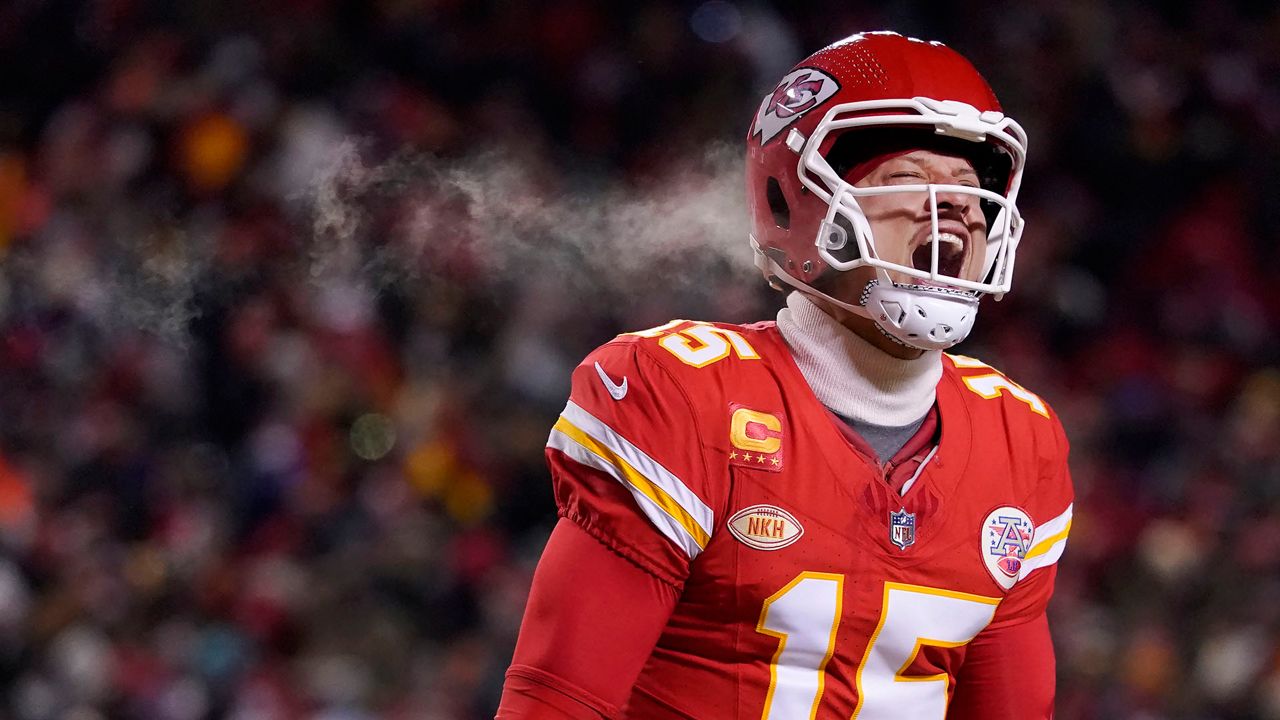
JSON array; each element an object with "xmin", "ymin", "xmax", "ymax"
[
  {"xmin": 751, "ymin": 236, "xmax": 980, "ymax": 351},
  {"xmin": 860, "ymin": 272, "xmax": 980, "ymax": 350}
]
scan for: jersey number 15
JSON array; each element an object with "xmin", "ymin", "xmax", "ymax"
[{"xmin": 758, "ymin": 573, "xmax": 1000, "ymax": 719}]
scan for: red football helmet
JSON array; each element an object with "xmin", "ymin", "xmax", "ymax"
[{"xmin": 745, "ymin": 31, "xmax": 1028, "ymax": 350}]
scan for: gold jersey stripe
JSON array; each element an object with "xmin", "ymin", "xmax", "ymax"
[
  {"xmin": 553, "ymin": 416, "xmax": 711, "ymax": 550},
  {"xmin": 1025, "ymin": 518, "xmax": 1072, "ymax": 561}
]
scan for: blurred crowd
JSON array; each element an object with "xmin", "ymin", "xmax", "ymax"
[{"xmin": 1, "ymin": 0, "xmax": 1279, "ymax": 718}]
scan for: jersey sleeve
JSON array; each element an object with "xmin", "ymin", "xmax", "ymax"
[
  {"xmin": 989, "ymin": 406, "xmax": 1074, "ymax": 628},
  {"xmin": 949, "ymin": 613, "xmax": 1056, "ymax": 719},
  {"xmin": 546, "ymin": 337, "xmax": 724, "ymax": 587},
  {"xmin": 499, "ymin": 519, "xmax": 682, "ymax": 719}
]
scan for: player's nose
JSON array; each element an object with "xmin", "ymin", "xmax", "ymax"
[{"xmin": 933, "ymin": 189, "xmax": 976, "ymax": 221}]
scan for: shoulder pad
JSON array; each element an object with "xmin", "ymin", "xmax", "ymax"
[
  {"xmin": 945, "ymin": 352, "xmax": 1055, "ymax": 420},
  {"xmin": 614, "ymin": 319, "xmax": 769, "ymax": 373}
]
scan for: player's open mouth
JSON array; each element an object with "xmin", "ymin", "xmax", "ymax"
[{"xmin": 911, "ymin": 232, "xmax": 966, "ymax": 277}]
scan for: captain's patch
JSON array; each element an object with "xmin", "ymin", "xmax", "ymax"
[{"xmin": 729, "ymin": 405, "xmax": 785, "ymax": 472}]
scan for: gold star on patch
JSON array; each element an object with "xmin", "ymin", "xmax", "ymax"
[
  {"xmin": 771, "ymin": 456, "xmax": 781, "ymax": 467},
  {"xmin": 756, "ymin": 454, "xmax": 766, "ymax": 463},
  {"xmin": 729, "ymin": 450, "xmax": 738, "ymax": 460}
]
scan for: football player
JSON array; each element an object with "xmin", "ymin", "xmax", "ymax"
[{"xmin": 498, "ymin": 31, "xmax": 1072, "ymax": 719}]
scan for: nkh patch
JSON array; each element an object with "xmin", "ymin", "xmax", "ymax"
[
  {"xmin": 889, "ymin": 507, "xmax": 916, "ymax": 550},
  {"xmin": 751, "ymin": 67, "xmax": 840, "ymax": 145},
  {"xmin": 981, "ymin": 506, "xmax": 1034, "ymax": 590},
  {"xmin": 728, "ymin": 405, "xmax": 785, "ymax": 472},
  {"xmin": 727, "ymin": 504, "xmax": 804, "ymax": 551}
]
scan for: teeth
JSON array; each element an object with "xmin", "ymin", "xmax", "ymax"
[
  {"xmin": 912, "ymin": 232, "xmax": 967, "ymax": 275},
  {"xmin": 932, "ymin": 232, "xmax": 963, "ymax": 248}
]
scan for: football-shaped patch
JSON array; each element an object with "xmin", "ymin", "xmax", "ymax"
[{"xmin": 728, "ymin": 504, "xmax": 804, "ymax": 551}]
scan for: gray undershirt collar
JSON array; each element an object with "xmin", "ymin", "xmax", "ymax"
[{"xmin": 840, "ymin": 414, "xmax": 927, "ymax": 465}]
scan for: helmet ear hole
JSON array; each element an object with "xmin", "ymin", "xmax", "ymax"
[
  {"xmin": 766, "ymin": 177, "xmax": 790, "ymax": 229},
  {"xmin": 827, "ymin": 213, "xmax": 860, "ymax": 264}
]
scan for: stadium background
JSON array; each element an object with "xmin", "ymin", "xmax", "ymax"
[{"xmin": 1, "ymin": 0, "xmax": 1279, "ymax": 718}]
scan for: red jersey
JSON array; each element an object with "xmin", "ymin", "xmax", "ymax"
[{"xmin": 545, "ymin": 319, "xmax": 1073, "ymax": 719}]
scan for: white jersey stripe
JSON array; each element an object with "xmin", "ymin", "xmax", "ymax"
[
  {"xmin": 547, "ymin": 429, "xmax": 705, "ymax": 558},
  {"xmin": 1019, "ymin": 535, "xmax": 1067, "ymax": 580},
  {"xmin": 1020, "ymin": 503, "xmax": 1072, "ymax": 580},
  {"xmin": 548, "ymin": 400, "xmax": 714, "ymax": 558},
  {"xmin": 1026, "ymin": 503, "xmax": 1072, "ymax": 560}
]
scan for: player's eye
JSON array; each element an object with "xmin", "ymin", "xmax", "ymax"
[{"xmin": 886, "ymin": 171, "xmax": 925, "ymax": 184}]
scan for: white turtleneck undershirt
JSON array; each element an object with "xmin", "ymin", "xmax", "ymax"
[{"xmin": 776, "ymin": 292, "xmax": 942, "ymax": 459}]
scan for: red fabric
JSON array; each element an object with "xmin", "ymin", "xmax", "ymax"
[
  {"xmin": 949, "ymin": 613, "xmax": 1057, "ymax": 719},
  {"xmin": 547, "ymin": 335, "xmax": 715, "ymax": 587},
  {"xmin": 498, "ymin": 669, "xmax": 611, "ymax": 720},
  {"xmin": 830, "ymin": 403, "xmax": 940, "ymax": 493},
  {"xmin": 498, "ymin": 521, "xmax": 1057, "ymax": 720},
  {"xmin": 505, "ymin": 322, "xmax": 1071, "ymax": 717},
  {"xmin": 498, "ymin": 518, "xmax": 680, "ymax": 719}
]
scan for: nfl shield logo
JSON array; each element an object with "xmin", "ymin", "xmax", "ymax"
[{"xmin": 889, "ymin": 508, "xmax": 916, "ymax": 550}]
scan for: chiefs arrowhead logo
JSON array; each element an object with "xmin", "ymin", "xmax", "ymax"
[
  {"xmin": 769, "ymin": 73, "xmax": 825, "ymax": 118},
  {"xmin": 751, "ymin": 68, "xmax": 839, "ymax": 145}
]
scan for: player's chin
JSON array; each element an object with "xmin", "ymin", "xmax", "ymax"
[{"xmin": 819, "ymin": 265, "xmax": 877, "ymax": 298}]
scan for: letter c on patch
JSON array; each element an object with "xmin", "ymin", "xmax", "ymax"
[{"xmin": 730, "ymin": 408, "xmax": 782, "ymax": 455}]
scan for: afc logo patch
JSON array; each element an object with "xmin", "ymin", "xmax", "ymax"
[
  {"xmin": 728, "ymin": 405, "xmax": 784, "ymax": 472},
  {"xmin": 981, "ymin": 506, "xmax": 1034, "ymax": 591},
  {"xmin": 750, "ymin": 67, "xmax": 840, "ymax": 145}
]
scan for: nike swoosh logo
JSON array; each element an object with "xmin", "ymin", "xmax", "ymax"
[{"xmin": 594, "ymin": 362, "xmax": 628, "ymax": 400}]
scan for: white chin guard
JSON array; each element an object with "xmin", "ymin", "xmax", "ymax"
[{"xmin": 863, "ymin": 281, "xmax": 979, "ymax": 350}]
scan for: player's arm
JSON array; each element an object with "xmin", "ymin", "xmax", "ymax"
[
  {"xmin": 951, "ymin": 410, "xmax": 1073, "ymax": 720},
  {"xmin": 497, "ymin": 517, "xmax": 680, "ymax": 719},
  {"xmin": 947, "ymin": 600, "xmax": 1055, "ymax": 719},
  {"xmin": 948, "ymin": 541, "xmax": 1064, "ymax": 719},
  {"xmin": 499, "ymin": 337, "xmax": 721, "ymax": 718}
]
